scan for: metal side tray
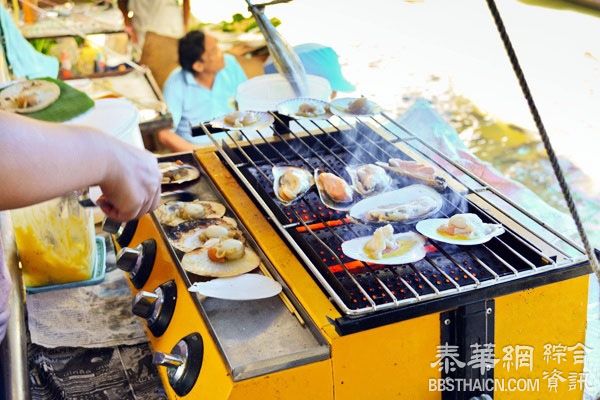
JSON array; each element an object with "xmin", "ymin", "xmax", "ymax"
[{"xmin": 156, "ymin": 153, "xmax": 329, "ymax": 381}]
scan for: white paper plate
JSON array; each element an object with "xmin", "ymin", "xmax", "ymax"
[
  {"xmin": 415, "ymin": 218, "xmax": 505, "ymax": 245},
  {"xmin": 348, "ymin": 184, "xmax": 444, "ymax": 224},
  {"xmin": 341, "ymin": 231, "xmax": 426, "ymax": 265},
  {"xmin": 210, "ymin": 111, "xmax": 274, "ymax": 131},
  {"xmin": 276, "ymin": 97, "xmax": 332, "ymax": 120},
  {"xmin": 329, "ymin": 97, "xmax": 382, "ymax": 118},
  {"xmin": 188, "ymin": 273, "xmax": 282, "ymax": 300}
]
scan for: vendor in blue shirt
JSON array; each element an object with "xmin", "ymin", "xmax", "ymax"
[{"xmin": 158, "ymin": 30, "xmax": 247, "ymax": 151}]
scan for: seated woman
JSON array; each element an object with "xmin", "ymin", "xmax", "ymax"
[{"xmin": 159, "ymin": 30, "xmax": 248, "ymax": 151}]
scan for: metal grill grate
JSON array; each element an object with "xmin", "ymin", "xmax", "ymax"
[{"xmin": 198, "ymin": 112, "xmax": 588, "ymax": 319}]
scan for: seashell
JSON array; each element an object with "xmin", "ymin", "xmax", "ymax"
[
  {"xmin": 341, "ymin": 225, "xmax": 426, "ymax": 265},
  {"xmin": 416, "ymin": 214, "xmax": 505, "ymax": 246},
  {"xmin": 272, "ymin": 165, "xmax": 314, "ymax": 205},
  {"xmin": 155, "ymin": 200, "xmax": 226, "ymax": 227},
  {"xmin": 347, "ymin": 97, "xmax": 369, "ymax": 114},
  {"xmin": 329, "ymin": 97, "xmax": 382, "ymax": 118},
  {"xmin": 181, "ymin": 240, "xmax": 260, "ymax": 278},
  {"xmin": 211, "ymin": 110, "xmax": 274, "ymax": 131},
  {"xmin": 346, "ymin": 164, "xmax": 391, "ymax": 196},
  {"xmin": 159, "ymin": 161, "xmax": 200, "ymax": 185},
  {"xmin": 349, "ymin": 185, "xmax": 443, "ymax": 224},
  {"xmin": 223, "ymin": 110, "xmax": 257, "ymax": 127},
  {"xmin": 168, "ymin": 218, "xmax": 242, "ymax": 253},
  {"xmin": 314, "ymin": 168, "xmax": 354, "ymax": 211},
  {"xmin": 208, "ymin": 238, "xmax": 246, "ymax": 261},
  {"xmin": 376, "ymin": 159, "xmax": 447, "ymax": 192},
  {"xmin": 276, "ymin": 97, "xmax": 331, "ymax": 120},
  {"xmin": 437, "ymin": 213, "xmax": 499, "ymax": 239}
]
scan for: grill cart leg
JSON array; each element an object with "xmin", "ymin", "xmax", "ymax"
[{"xmin": 441, "ymin": 299, "xmax": 495, "ymax": 400}]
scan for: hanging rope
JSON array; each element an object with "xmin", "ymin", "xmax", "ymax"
[{"xmin": 485, "ymin": 0, "xmax": 600, "ymax": 283}]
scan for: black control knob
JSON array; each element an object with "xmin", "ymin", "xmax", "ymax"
[
  {"xmin": 102, "ymin": 218, "xmax": 123, "ymax": 235},
  {"xmin": 116, "ymin": 246, "xmax": 142, "ymax": 273},
  {"xmin": 115, "ymin": 239, "xmax": 156, "ymax": 289},
  {"xmin": 153, "ymin": 333, "xmax": 203, "ymax": 397},
  {"xmin": 108, "ymin": 219, "xmax": 139, "ymax": 248},
  {"xmin": 133, "ymin": 281, "xmax": 176, "ymax": 337},
  {"xmin": 132, "ymin": 291, "xmax": 159, "ymax": 319}
]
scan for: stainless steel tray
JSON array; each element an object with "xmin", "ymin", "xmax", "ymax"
[{"xmin": 155, "ymin": 152, "xmax": 330, "ymax": 381}]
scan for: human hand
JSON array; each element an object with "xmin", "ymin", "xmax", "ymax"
[{"xmin": 97, "ymin": 140, "xmax": 161, "ymax": 222}]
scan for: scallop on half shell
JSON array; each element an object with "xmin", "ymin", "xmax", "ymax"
[
  {"xmin": 159, "ymin": 161, "xmax": 200, "ymax": 185},
  {"xmin": 346, "ymin": 164, "xmax": 391, "ymax": 196},
  {"xmin": 272, "ymin": 166, "xmax": 314, "ymax": 205},
  {"xmin": 168, "ymin": 217, "xmax": 241, "ymax": 253},
  {"xmin": 341, "ymin": 227, "xmax": 426, "ymax": 265},
  {"xmin": 314, "ymin": 168, "xmax": 354, "ymax": 211},
  {"xmin": 181, "ymin": 239, "xmax": 261, "ymax": 278},
  {"xmin": 155, "ymin": 200, "xmax": 226, "ymax": 227}
]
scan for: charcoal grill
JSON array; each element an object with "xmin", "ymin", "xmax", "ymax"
[
  {"xmin": 110, "ymin": 102, "xmax": 595, "ymax": 400},
  {"xmin": 197, "ymin": 103, "xmax": 592, "ymax": 334}
]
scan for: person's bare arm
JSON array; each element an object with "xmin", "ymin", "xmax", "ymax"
[
  {"xmin": 0, "ymin": 111, "xmax": 161, "ymax": 221},
  {"xmin": 157, "ymin": 129, "xmax": 198, "ymax": 153}
]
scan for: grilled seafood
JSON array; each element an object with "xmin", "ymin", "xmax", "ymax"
[
  {"xmin": 316, "ymin": 171, "xmax": 353, "ymax": 204},
  {"xmin": 273, "ymin": 166, "xmax": 314, "ymax": 204},
  {"xmin": 437, "ymin": 213, "xmax": 494, "ymax": 240},
  {"xmin": 361, "ymin": 224, "xmax": 419, "ymax": 261},
  {"xmin": 223, "ymin": 111, "xmax": 257, "ymax": 128},
  {"xmin": 181, "ymin": 237, "xmax": 260, "ymax": 277},
  {"xmin": 0, "ymin": 80, "xmax": 60, "ymax": 113},
  {"xmin": 297, "ymin": 102, "xmax": 325, "ymax": 118},
  {"xmin": 169, "ymin": 218, "xmax": 241, "ymax": 253},
  {"xmin": 364, "ymin": 225, "xmax": 396, "ymax": 259},
  {"xmin": 159, "ymin": 160, "xmax": 200, "ymax": 184},
  {"xmin": 346, "ymin": 97, "xmax": 370, "ymax": 114},
  {"xmin": 342, "ymin": 226, "xmax": 426, "ymax": 264},
  {"xmin": 366, "ymin": 196, "xmax": 439, "ymax": 223},
  {"xmin": 376, "ymin": 159, "xmax": 447, "ymax": 191},
  {"xmin": 155, "ymin": 200, "xmax": 226, "ymax": 226},
  {"xmin": 347, "ymin": 164, "xmax": 390, "ymax": 196},
  {"xmin": 205, "ymin": 238, "xmax": 245, "ymax": 263}
]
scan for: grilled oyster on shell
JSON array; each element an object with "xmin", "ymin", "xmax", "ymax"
[
  {"xmin": 366, "ymin": 196, "xmax": 440, "ymax": 223},
  {"xmin": 272, "ymin": 166, "xmax": 314, "ymax": 205},
  {"xmin": 347, "ymin": 164, "xmax": 391, "ymax": 196},
  {"xmin": 349, "ymin": 185, "xmax": 444, "ymax": 224},
  {"xmin": 315, "ymin": 169, "xmax": 354, "ymax": 211}
]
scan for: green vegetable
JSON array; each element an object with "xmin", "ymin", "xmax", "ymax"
[
  {"xmin": 193, "ymin": 13, "xmax": 282, "ymax": 34},
  {"xmin": 28, "ymin": 38, "xmax": 57, "ymax": 55}
]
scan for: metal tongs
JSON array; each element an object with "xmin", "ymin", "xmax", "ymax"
[
  {"xmin": 77, "ymin": 186, "xmax": 122, "ymax": 234},
  {"xmin": 245, "ymin": 0, "xmax": 309, "ymax": 98}
]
